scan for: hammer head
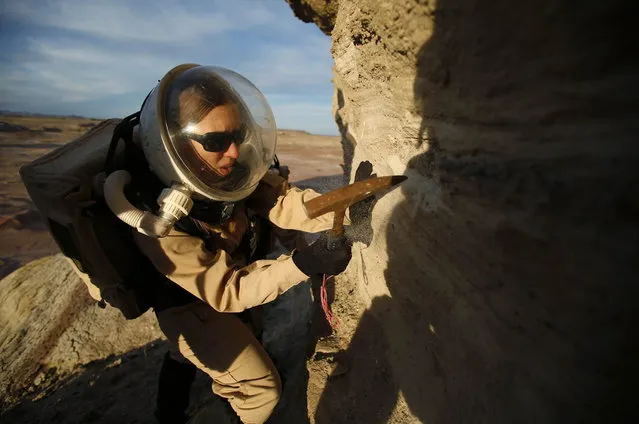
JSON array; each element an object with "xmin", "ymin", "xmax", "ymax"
[{"xmin": 303, "ymin": 175, "xmax": 407, "ymax": 219}]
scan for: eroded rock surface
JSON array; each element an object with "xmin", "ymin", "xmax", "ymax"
[
  {"xmin": 0, "ymin": 254, "xmax": 163, "ymax": 412},
  {"xmin": 287, "ymin": 0, "xmax": 639, "ymax": 423}
]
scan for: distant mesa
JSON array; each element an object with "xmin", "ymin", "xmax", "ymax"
[
  {"xmin": 278, "ymin": 129, "xmax": 310, "ymax": 135},
  {"xmin": 0, "ymin": 110, "xmax": 103, "ymax": 120},
  {"xmin": 0, "ymin": 121, "xmax": 31, "ymax": 133}
]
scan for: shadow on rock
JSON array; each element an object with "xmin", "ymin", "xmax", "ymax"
[
  {"xmin": 0, "ymin": 257, "xmax": 22, "ymax": 280},
  {"xmin": 0, "ymin": 341, "xmax": 212, "ymax": 424},
  {"xmin": 314, "ymin": 296, "xmax": 398, "ymax": 424},
  {"xmin": 261, "ymin": 281, "xmax": 315, "ymax": 424}
]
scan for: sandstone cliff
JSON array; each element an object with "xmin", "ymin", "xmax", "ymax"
[{"xmin": 286, "ymin": 0, "xmax": 639, "ymax": 423}]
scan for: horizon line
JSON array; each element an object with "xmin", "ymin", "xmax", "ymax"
[{"xmin": 0, "ymin": 110, "xmax": 340, "ymax": 137}]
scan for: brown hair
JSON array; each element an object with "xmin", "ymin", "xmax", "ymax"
[{"xmin": 176, "ymin": 82, "xmax": 231, "ymax": 128}]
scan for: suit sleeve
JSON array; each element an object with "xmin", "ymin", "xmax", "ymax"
[
  {"xmin": 246, "ymin": 172, "xmax": 351, "ymax": 233},
  {"xmin": 134, "ymin": 230, "xmax": 309, "ymax": 313}
]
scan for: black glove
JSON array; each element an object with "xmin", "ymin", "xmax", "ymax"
[
  {"xmin": 292, "ymin": 232, "xmax": 352, "ymax": 276},
  {"xmin": 347, "ymin": 161, "xmax": 377, "ymax": 245}
]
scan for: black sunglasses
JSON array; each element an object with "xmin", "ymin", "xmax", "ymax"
[{"xmin": 183, "ymin": 127, "xmax": 245, "ymax": 153}]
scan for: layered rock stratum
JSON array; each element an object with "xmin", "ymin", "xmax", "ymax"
[{"xmin": 286, "ymin": 0, "xmax": 639, "ymax": 422}]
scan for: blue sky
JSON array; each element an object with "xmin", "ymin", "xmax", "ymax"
[{"xmin": 0, "ymin": 0, "xmax": 338, "ymax": 135}]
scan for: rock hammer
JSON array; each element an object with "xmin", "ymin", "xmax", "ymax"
[{"xmin": 303, "ymin": 175, "xmax": 407, "ymax": 249}]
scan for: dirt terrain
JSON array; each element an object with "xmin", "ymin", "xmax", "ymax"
[
  {"xmin": 0, "ymin": 116, "xmax": 102, "ymax": 278},
  {"xmin": 0, "ymin": 114, "xmax": 377, "ymax": 423}
]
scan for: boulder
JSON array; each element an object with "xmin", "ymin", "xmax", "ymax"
[{"xmin": 0, "ymin": 254, "xmax": 162, "ymax": 409}]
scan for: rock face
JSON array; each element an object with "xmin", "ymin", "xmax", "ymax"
[
  {"xmin": 287, "ymin": 1, "xmax": 639, "ymax": 423},
  {"xmin": 0, "ymin": 255, "xmax": 88, "ymax": 405},
  {"xmin": 284, "ymin": 0, "xmax": 337, "ymax": 35},
  {"xmin": 0, "ymin": 254, "xmax": 163, "ymax": 410}
]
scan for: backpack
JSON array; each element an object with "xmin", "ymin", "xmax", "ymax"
[
  {"xmin": 20, "ymin": 112, "xmax": 297, "ymax": 319},
  {"xmin": 19, "ymin": 114, "xmax": 158, "ymax": 319}
]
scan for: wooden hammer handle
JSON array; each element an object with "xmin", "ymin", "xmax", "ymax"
[{"xmin": 327, "ymin": 208, "xmax": 346, "ymax": 250}]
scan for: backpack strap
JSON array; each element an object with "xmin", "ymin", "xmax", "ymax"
[{"xmin": 104, "ymin": 111, "xmax": 140, "ymax": 174}]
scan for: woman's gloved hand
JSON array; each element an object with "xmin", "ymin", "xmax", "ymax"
[
  {"xmin": 347, "ymin": 160, "xmax": 377, "ymax": 245},
  {"xmin": 292, "ymin": 232, "xmax": 352, "ymax": 277}
]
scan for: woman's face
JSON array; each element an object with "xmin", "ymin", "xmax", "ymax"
[{"xmin": 187, "ymin": 103, "xmax": 241, "ymax": 177}]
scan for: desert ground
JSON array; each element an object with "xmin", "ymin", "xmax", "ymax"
[{"xmin": 0, "ymin": 115, "xmax": 392, "ymax": 423}]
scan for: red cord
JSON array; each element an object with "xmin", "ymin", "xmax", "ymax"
[{"xmin": 320, "ymin": 274, "xmax": 341, "ymax": 329}]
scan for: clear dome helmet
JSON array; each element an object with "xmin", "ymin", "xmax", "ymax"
[{"xmin": 139, "ymin": 64, "xmax": 277, "ymax": 203}]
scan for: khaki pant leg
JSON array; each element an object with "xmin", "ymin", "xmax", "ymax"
[{"xmin": 156, "ymin": 302, "xmax": 281, "ymax": 424}]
